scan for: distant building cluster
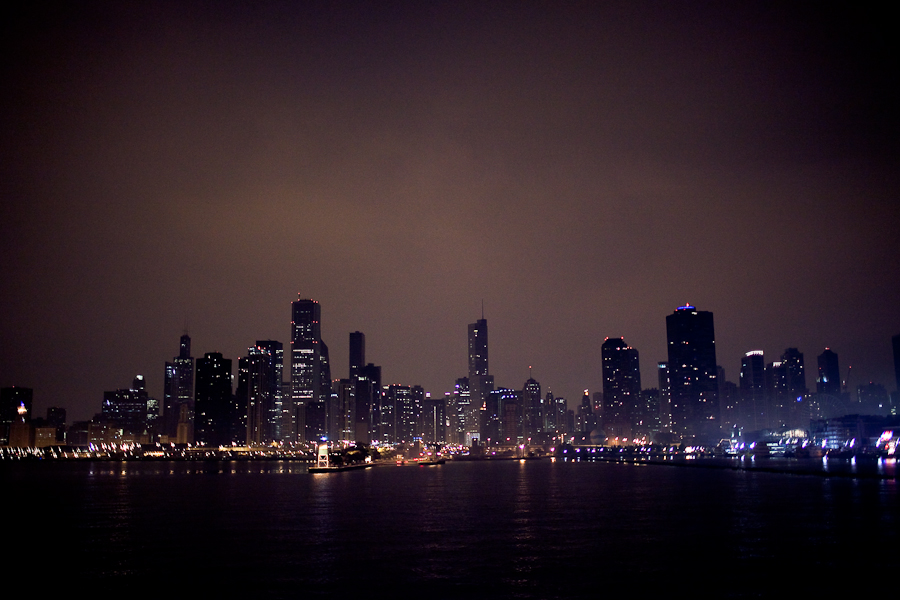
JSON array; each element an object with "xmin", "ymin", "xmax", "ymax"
[{"xmin": 3, "ymin": 300, "xmax": 900, "ymax": 454}]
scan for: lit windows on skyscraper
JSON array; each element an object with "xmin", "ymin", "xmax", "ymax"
[{"xmin": 665, "ymin": 305, "xmax": 719, "ymax": 444}]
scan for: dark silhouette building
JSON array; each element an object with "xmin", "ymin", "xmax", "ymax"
[
  {"xmin": 349, "ymin": 331, "xmax": 365, "ymax": 378},
  {"xmin": 237, "ymin": 345, "xmax": 277, "ymax": 444},
  {"xmin": 857, "ymin": 382, "xmax": 890, "ymax": 416},
  {"xmin": 347, "ymin": 331, "xmax": 382, "ymax": 443},
  {"xmin": 194, "ymin": 352, "xmax": 232, "ymax": 447},
  {"xmin": 290, "ymin": 297, "xmax": 331, "ymax": 443},
  {"xmin": 816, "ymin": 348, "xmax": 841, "ymax": 396},
  {"xmin": 356, "ymin": 362, "xmax": 381, "ymax": 444},
  {"xmin": 665, "ymin": 305, "xmax": 719, "ymax": 444},
  {"xmin": 422, "ymin": 392, "xmax": 447, "ymax": 444},
  {"xmin": 467, "ymin": 316, "xmax": 493, "ymax": 443},
  {"xmin": 101, "ymin": 376, "xmax": 154, "ymax": 438},
  {"xmin": 521, "ymin": 375, "xmax": 542, "ymax": 442},
  {"xmin": 575, "ymin": 390, "xmax": 597, "ymax": 441},
  {"xmin": 740, "ymin": 350, "xmax": 766, "ymax": 430},
  {"xmin": 657, "ymin": 362, "xmax": 672, "ymax": 434},
  {"xmin": 163, "ymin": 334, "xmax": 194, "ymax": 443},
  {"xmin": 601, "ymin": 337, "xmax": 641, "ymax": 443}
]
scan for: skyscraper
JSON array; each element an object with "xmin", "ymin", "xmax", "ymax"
[
  {"xmin": 521, "ymin": 375, "xmax": 542, "ymax": 442},
  {"xmin": 255, "ymin": 340, "xmax": 283, "ymax": 440},
  {"xmin": 601, "ymin": 337, "xmax": 641, "ymax": 443},
  {"xmin": 452, "ymin": 377, "xmax": 472, "ymax": 445},
  {"xmin": 349, "ymin": 331, "xmax": 365, "ymax": 379},
  {"xmin": 467, "ymin": 317, "xmax": 493, "ymax": 443},
  {"xmin": 101, "ymin": 376, "xmax": 153, "ymax": 438},
  {"xmin": 163, "ymin": 334, "xmax": 194, "ymax": 442},
  {"xmin": 816, "ymin": 348, "xmax": 841, "ymax": 396},
  {"xmin": 775, "ymin": 347, "xmax": 807, "ymax": 428},
  {"xmin": 194, "ymin": 352, "xmax": 232, "ymax": 447},
  {"xmin": 740, "ymin": 350, "xmax": 766, "ymax": 430},
  {"xmin": 665, "ymin": 305, "xmax": 719, "ymax": 444},
  {"xmin": 657, "ymin": 362, "xmax": 672, "ymax": 434},
  {"xmin": 290, "ymin": 297, "xmax": 329, "ymax": 443},
  {"xmin": 237, "ymin": 344, "xmax": 279, "ymax": 444},
  {"xmin": 357, "ymin": 362, "xmax": 381, "ymax": 443},
  {"xmin": 348, "ymin": 331, "xmax": 380, "ymax": 443},
  {"xmin": 422, "ymin": 392, "xmax": 446, "ymax": 444}
]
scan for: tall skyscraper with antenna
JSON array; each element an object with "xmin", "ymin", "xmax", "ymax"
[
  {"xmin": 290, "ymin": 297, "xmax": 331, "ymax": 443},
  {"xmin": 163, "ymin": 333, "xmax": 194, "ymax": 442},
  {"xmin": 468, "ymin": 310, "xmax": 493, "ymax": 443}
]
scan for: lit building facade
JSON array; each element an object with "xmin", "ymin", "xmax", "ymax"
[{"xmin": 289, "ymin": 297, "xmax": 331, "ymax": 443}]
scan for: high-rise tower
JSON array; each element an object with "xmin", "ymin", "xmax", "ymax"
[
  {"xmin": 237, "ymin": 344, "xmax": 280, "ymax": 444},
  {"xmin": 467, "ymin": 317, "xmax": 493, "ymax": 443},
  {"xmin": 816, "ymin": 348, "xmax": 841, "ymax": 396},
  {"xmin": 601, "ymin": 337, "xmax": 641, "ymax": 443},
  {"xmin": 349, "ymin": 331, "xmax": 365, "ymax": 379},
  {"xmin": 740, "ymin": 350, "xmax": 766, "ymax": 430},
  {"xmin": 521, "ymin": 375, "xmax": 542, "ymax": 442},
  {"xmin": 194, "ymin": 352, "xmax": 232, "ymax": 447},
  {"xmin": 255, "ymin": 340, "xmax": 283, "ymax": 440},
  {"xmin": 163, "ymin": 334, "xmax": 194, "ymax": 442},
  {"xmin": 665, "ymin": 305, "xmax": 719, "ymax": 444},
  {"xmin": 290, "ymin": 297, "xmax": 331, "ymax": 443}
]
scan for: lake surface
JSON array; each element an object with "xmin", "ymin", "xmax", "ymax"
[{"xmin": 5, "ymin": 458, "xmax": 897, "ymax": 597}]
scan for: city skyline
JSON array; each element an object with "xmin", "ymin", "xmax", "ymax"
[
  {"xmin": 5, "ymin": 294, "xmax": 898, "ymax": 430},
  {"xmin": 2, "ymin": 2, "xmax": 897, "ymax": 421}
]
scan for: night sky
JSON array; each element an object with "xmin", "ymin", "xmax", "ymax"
[{"xmin": 2, "ymin": 1, "xmax": 897, "ymax": 422}]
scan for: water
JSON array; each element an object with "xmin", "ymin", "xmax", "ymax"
[{"xmin": 5, "ymin": 459, "xmax": 897, "ymax": 597}]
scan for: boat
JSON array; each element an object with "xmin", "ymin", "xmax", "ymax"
[
  {"xmin": 418, "ymin": 443, "xmax": 446, "ymax": 465},
  {"xmin": 308, "ymin": 443, "xmax": 372, "ymax": 473}
]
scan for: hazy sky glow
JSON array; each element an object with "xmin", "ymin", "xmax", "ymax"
[{"xmin": 2, "ymin": 1, "xmax": 897, "ymax": 421}]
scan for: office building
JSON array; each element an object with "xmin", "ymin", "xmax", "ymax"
[
  {"xmin": 816, "ymin": 348, "xmax": 841, "ymax": 396},
  {"xmin": 101, "ymin": 376, "xmax": 153, "ymax": 438},
  {"xmin": 255, "ymin": 340, "xmax": 283, "ymax": 441},
  {"xmin": 657, "ymin": 362, "xmax": 672, "ymax": 434},
  {"xmin": 665, "ymin": 305, "xmax": 719, "ymax": 444},
  {"xmin": 601, "ymin": 337, "xmax": 641, "ymax": 443},
  {"xmin": 740, "ymin": 351, "xmax": 766, "ymax": 430},
  {"xmin": 237, "ymin": 345, "xmax": 278, "ymax": 445},
  {"xmin": 194, "ymin": 352, "xmax": 232, "ymax": 447},
  {"xmin": 289, "ymin": 297, "xmax": 331, "ymax": 443},
  {"xmin": 349, "ymin": 331, "xmax": 365, "ymax": 379},
  {"xmin": 467, "ymin": 317, "xmax": 494, "ymax": 441},
  {"xmin": 422, "ymin": 393, "xmax": 446, "ymax": 444},
  {"xmin": 521, "ymin": 375, "xmax": 542, "ymax": 442},
  {"xmin": 452, "ymin": 377, "xmax": 472, "ymax": 445},
  {"xmin": 163, "ymin": 334, "xmax": 194, "ymax": 442},
  {"xmin": 357, "ymin": 362, "xmax": 382, "ymax": 444}
]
